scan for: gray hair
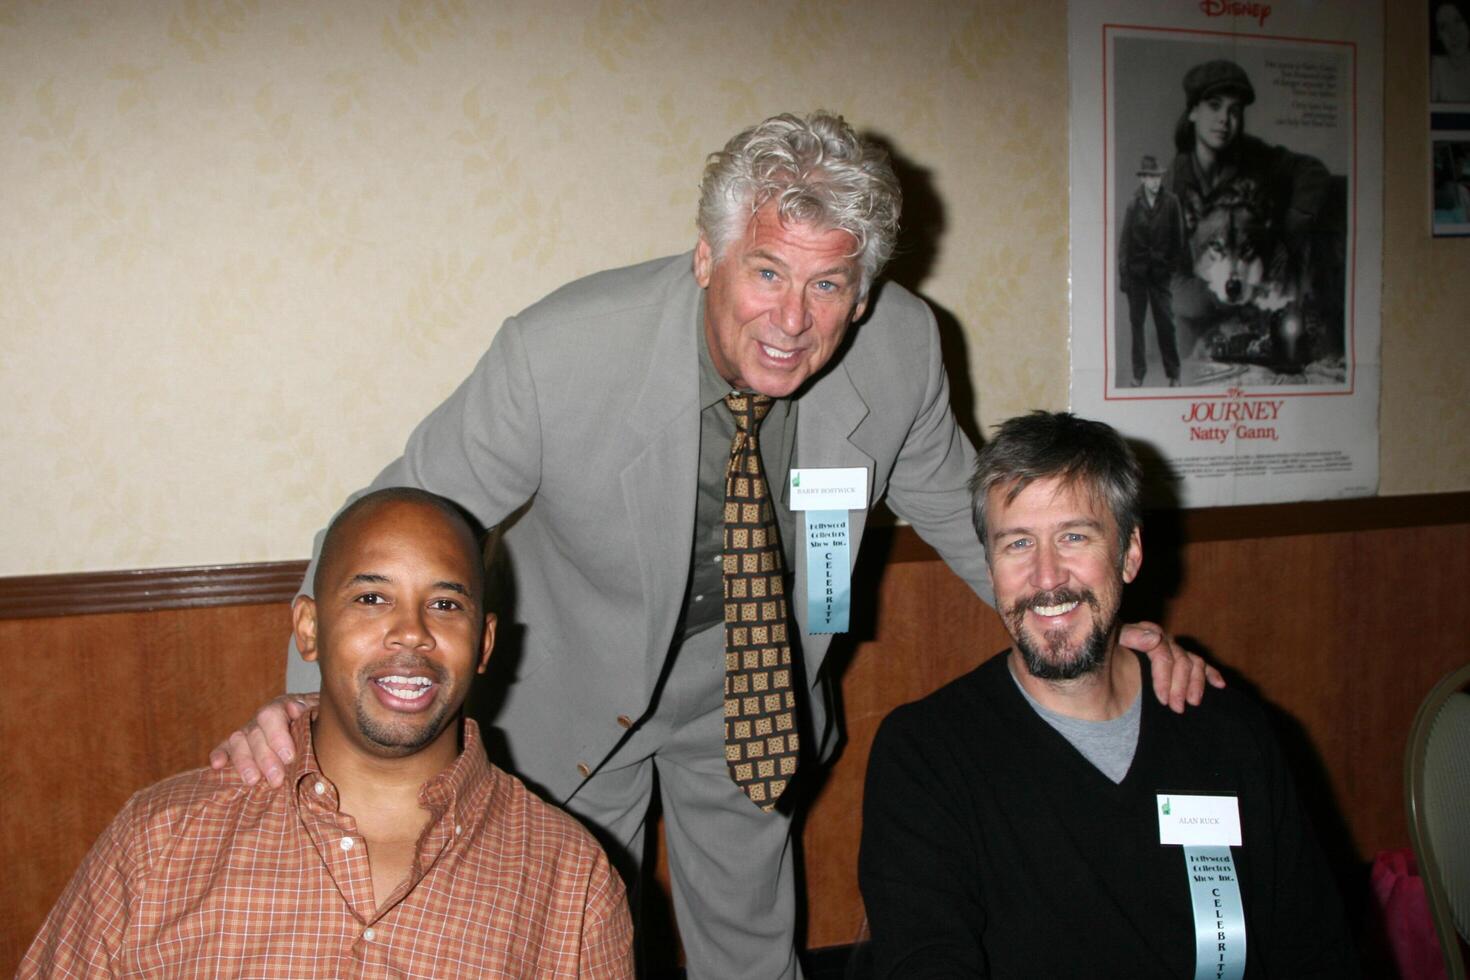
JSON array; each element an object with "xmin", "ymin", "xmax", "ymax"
[
  {"xmin": 969, "ymin": 412, "xmax": 1142, "ymax": 558},
  {"xmin": 696, "ymin": 111, "xmax": 902, "ymax": 294}
]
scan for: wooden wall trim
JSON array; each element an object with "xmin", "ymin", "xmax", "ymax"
[
  {"xmin": 1168, "ymin": 491, "xmax": 1470, "ymax": 542},
  {"xmin": 1, "ymin": 491, "xmax": 1463, "ymax": 618},
  {"xmin": 0, "ymin": 561, "xmax": 308, "ymax": 620}
]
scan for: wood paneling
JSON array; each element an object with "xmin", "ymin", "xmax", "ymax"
[
  {"xmin": 0, "ymin": 604, "xmax": 290, "ymax": 971},
  {"xmin": 4, "ymin": 506, "xmax": 1468, "ymax": 973}
]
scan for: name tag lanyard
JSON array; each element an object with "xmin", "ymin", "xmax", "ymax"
[
  {"xmin": 1158, "ymin": 794, "xmax": 1247, "ymax": 980},
  {"xmin": 789, "ymin": 468, "xmax": 866, "ymax": 634}
]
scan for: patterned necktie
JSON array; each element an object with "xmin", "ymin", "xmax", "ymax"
[{"xmin": 722, "ymin": 392, "xmax": 798, "ymax": 811}]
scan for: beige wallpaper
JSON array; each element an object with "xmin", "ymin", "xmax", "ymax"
[{"xmin": 0, "ymin": 0, "xmax": 1460, "ymax": 577}]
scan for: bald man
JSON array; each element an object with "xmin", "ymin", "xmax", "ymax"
[{"xmin": 23, "ymin": 488, "xmax": 633, "ymax": 978}]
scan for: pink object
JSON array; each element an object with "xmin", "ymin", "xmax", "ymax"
[{"xmin": 1372, "ymin": 848, "xmax": 1449, "ymax": 980}]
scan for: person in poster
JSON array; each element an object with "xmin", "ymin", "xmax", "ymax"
[
  {"xmin": 1163, "ymin": 58, "xmax": 1346, "ymax": 382},
  {"xmin": 1118, "ymin": 154, "xmax": 1185, "ymax": 387},
  {"xmin": 1431, "ymin": 0, "xmax": 1470, "ymax": 103},
  {"xmin": 1433, "ymin": 141, "xmax": 1470, "ymax": 223}
]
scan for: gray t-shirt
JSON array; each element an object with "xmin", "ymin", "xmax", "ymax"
[{"xmin": 1011, "ymin": 663, "xmax": 1142, "ymax": 784}]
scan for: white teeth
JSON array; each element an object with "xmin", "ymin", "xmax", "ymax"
[
  {"xmin": 1032, "ymin": 601, "xmax": 1079, "ymax": 617},
  {"xmin": 761, "ymin": 344, "xmax": 796, "ymax": 360},
  {"xmin": 376, "ymin": 676, "xmax": 434, "ymax": 700}
]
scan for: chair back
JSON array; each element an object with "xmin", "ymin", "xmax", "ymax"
[{"xmin": 1407, "ymin": 662, "xmax": 1470, "ymax": 980}]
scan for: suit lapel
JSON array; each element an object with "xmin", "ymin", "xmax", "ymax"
[{"xmin": 621, "ymin": 270, "xmax": 703, "ymax": 693}]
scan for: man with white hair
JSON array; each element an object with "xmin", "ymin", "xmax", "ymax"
[{"xmin": 217, "ymin": 112, "xmax": 1216, "ymax": 978}]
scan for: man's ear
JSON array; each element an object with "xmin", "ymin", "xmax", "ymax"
[
  {"xmin": 293, "ymin": 596, "xmax": 320, "ymax": 663},
  {"xmin": 477, "ymin": 613, "xmax": 497, "ymax": 674},
  {"xmin": 693, "ymin": 236, "xmax": 713, "ymax": 288},
  {"xmin": 1121, "ymin": 528, "xmax": 1143, "ymax": 584}
]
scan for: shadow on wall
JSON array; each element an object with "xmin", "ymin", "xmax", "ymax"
[{"xmin": 864, "ymin": 132, "xmax": 983, "ymax": 451}]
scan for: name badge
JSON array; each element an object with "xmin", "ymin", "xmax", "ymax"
[
  {"xmin": 1157, "ymin": 794, "xmax": 1242, "ymax": 846},
  {"xmin": 788, "ymin": 467, "xmax": 868, "ymax": 511},
  {"xmin": 789, "ymin": 468, "xmax": 865, "ymax": 635},
  {"xmin": 1159, "ymin": 795, "xmax": 1247, "ymax": 980}
]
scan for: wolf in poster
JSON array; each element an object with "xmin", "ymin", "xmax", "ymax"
[{"xmin": 1111, "ymin": 36, "xmax": 1351, "ymax": 389}]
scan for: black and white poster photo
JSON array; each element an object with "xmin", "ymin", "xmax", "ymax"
[
  {"xmin": 1431, "ymin": 0, "xmax": 1470, "ymax": 105},
  {"xmin": 1110, "ymin": 35, "xmax": 1352, "ymax": 389},
  {"xmin": 1432, "ymin": 137, "xmax": 1470, "ymax": 234}
]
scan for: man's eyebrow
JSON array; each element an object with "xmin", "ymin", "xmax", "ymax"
[
  {"xmin": 434, "ymin": 580, "xmax": 471, "ymax": 597},
  {"xmin": 342, "ymin": 573, "xmax": 471, "ymax": 598},
  {"xmin": 990, "ymin": 526, "xmax": 1025, "ymax": 545},
  {"xmin": 990, "ymin": 517, "xmax": 1105, "ymax": 541},
  {"xmin": 345, "ymin": 573, "xmax": 390, "ymax": 586},
  {"xmin": 745, "ymin": 249, "xmax": 855, "ymax": 281},
  {"xmin": 746, "ymin": 248, "xmax": 791, "ymax": 271}
]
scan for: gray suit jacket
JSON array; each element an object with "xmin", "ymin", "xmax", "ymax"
[{"xmin": 289, "ymin": 253, "xmax": 992, "ymax": 802}]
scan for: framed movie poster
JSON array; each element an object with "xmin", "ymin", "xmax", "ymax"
[
  {"xmin": 1433, "ymin": 134, "xmax": 1470, "ymax": 234},
  {"xmin": 1068, "ymin": 1, "xmax": 1383, "ymax": 508},
  {"xmin": 1431, "ymin": 0, "xmax": 1470, "ymax": 235},
  {"xmin": 1430, "ymin": 0, "xmax": 1470, "ymax": 108}
]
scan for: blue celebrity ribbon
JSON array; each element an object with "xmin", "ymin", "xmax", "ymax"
[
  {"xmin": 1184, "ymin": 847, "xmax": 1247, "ymax": 980},
  {"xmin": 803, "ymin": 510, "xmax": 850, "ymax": 633}
]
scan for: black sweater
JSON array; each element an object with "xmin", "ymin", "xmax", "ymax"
[{"xmin": 858, "ymin": 651, "xmax": 1357, "ymax": 978}]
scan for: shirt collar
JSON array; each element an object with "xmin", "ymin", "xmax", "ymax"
[
  {"xmin": 290, "ymin": 711, "xmax": 495, "ymax": 825},
  {"xmin": 417, "ymin": 718, "xmax": 493, "ymax": 824}
]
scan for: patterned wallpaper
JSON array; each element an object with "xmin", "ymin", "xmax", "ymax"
[{"xmin": 0, "ymin": 0, "xmax": 1460, "ymax": 576}]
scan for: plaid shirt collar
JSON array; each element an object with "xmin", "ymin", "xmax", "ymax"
[{"xmin": 290, "ymin": 711, "xmax": 495, "ymax": 833}]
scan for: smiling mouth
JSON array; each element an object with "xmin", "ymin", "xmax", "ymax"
[
  {"xmin": 375, "ymin": 675, "xmax": 434, "ymax": 701},
  {"xmin": 760, "ymin": 343, "xmax": 798, "ymax": 361},
  {"xmin": 1031, "ymin": 600, "xmax": 1080, "ymax": 617}
]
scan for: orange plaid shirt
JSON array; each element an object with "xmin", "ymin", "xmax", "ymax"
[{"xmin": 21, "ymin": 715, "xmax": 633, "ymax": 978}]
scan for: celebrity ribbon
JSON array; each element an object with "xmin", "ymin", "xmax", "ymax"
[
  {"xmin": 1184, "ymin": 847, "xmax": 1247, "ymax": 980},
  {"xmin": 803, "ymin": 511, "xmax": 851, "ymax": 633},
  {"xmin": 1157, "ymin": 794, "xmax": 1247, "ymax": 980},
  {"xmin": 788, "ymin": 467, "xmax": 867, "ymax": 635}
]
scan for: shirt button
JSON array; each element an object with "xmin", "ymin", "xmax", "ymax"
[
  {"xmin": 455, "ymin": 824, "xmax": 462, "ymax": 836},
  {"xmin": 363, "ymin": 927, "xmax": 376, "ymax": 941},
  {"xmin": 340, "ymin": 837, "xmax": 355, "ymax": 851},
  {"xmin": 616, "ymin": 715, "xmax": 633, "ymax": 729},
  {"xmin": 713, "ymin": 555, "xmax": 722, "ymax": 564},
  {"xmin": 694, "ymin": 594, "xmax": 704, "ymax": 602},
  {"xmin": 314, "ymin": 781, "xmax": 326, "ymax": 795},
  {"xmin": 576, "ymin": 762, "xmax": 591, "ymax": 777}
]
